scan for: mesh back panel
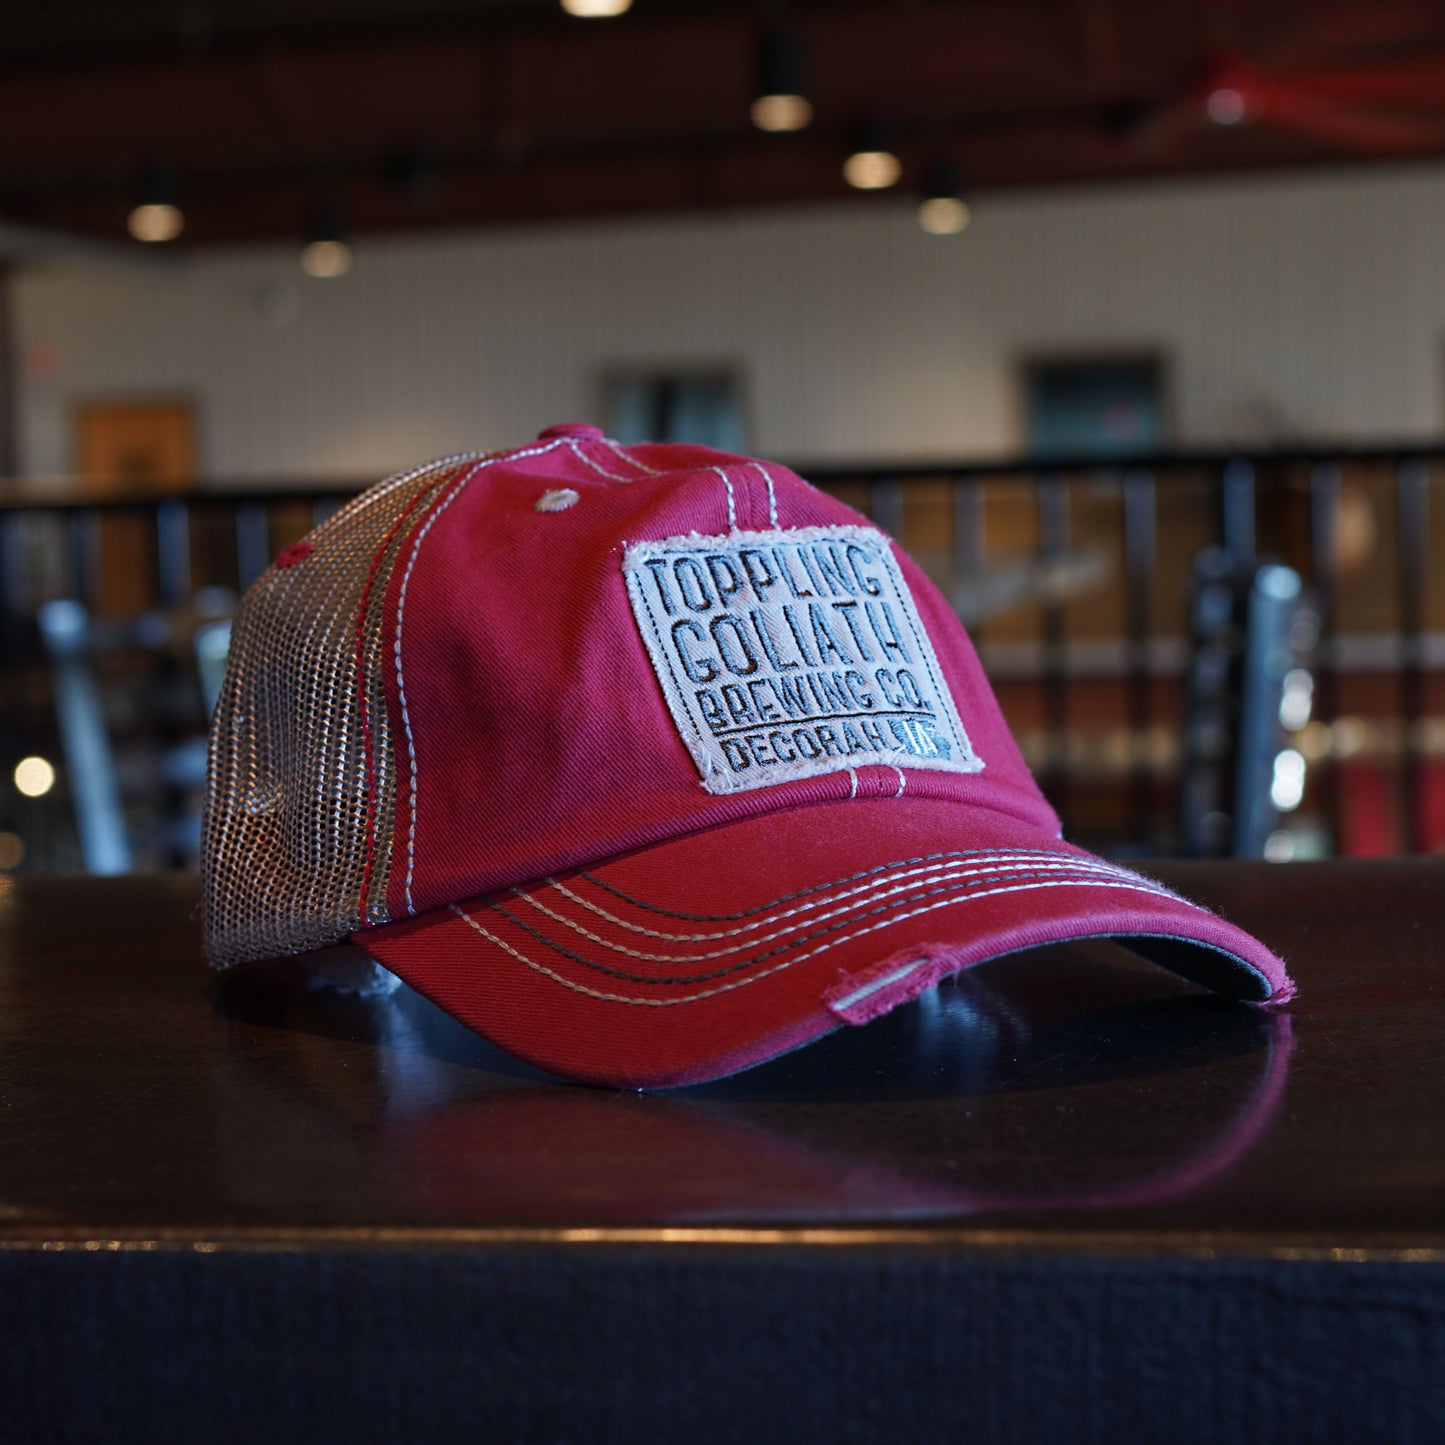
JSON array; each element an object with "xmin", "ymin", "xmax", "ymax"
[{"xmin": 202, "ymin": 455, "xmax": 485, "ymax": 967}]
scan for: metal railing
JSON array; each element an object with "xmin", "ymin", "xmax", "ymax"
[{"xmin": 0, "ymin": 441, "xmax": 1439, "ymax": 867}]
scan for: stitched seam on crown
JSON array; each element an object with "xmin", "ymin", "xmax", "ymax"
[
  {"xmin": 576, "ymin": 847, "xmax": 1177, "ymax": 921},
  {"xmin": 603, "ymin": 439, "xmax": 661, "ymax": 475},
  {"xmin": 748, "ymin": 461, "xmax": 780, "ymax": 528},
  {"xmin": 711, "ymin": 466, "xmax": 738, "ymax": 530},
  {"xmin": 539, "ymin": 853, "xmax": 1145, "ymax": 945},
  {"xmin": 354, "ymin": 465, "xmax": 465, "ymax": 924},
  {"xmin": 567, "ymin": 439, "xmax": 636, "ymax": 482},
  {"xmin": 395, "ymin": 437, "xmax": 576, "ymax": 914},
  {"xmin": 482, "ymin": 866, "xmax": 1178, "ymax": 984},
  {"xmin": 394, "ymin": 466, "xmax": 484, "ymax": 913},
  {"xmin": 449, "ymin": 876, "xmax": 1190, "ymax": 1005}
]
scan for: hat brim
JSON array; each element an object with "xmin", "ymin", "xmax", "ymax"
[{"xmin": 354, "ymin": 797, "xmax": 1295, "ymax": 1089}]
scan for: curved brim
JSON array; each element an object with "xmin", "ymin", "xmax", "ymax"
[{"xmin": 354, "ymin": 798, "xmax": 1295, "ymax": 1089}]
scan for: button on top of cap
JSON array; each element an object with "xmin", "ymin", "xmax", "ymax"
[{"xmin": 536, "ymin": 422, "xmax": 605, "ymax": 441}]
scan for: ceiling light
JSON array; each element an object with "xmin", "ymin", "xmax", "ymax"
[
  {"xmin": 128, "ymin": 203, "xmax": 184, "ymax": 243},
  {"xmin": 302, "ymin": 240, "xmax": 351, "ymax": 279},
  {"xmin": 918, "ymin": 196, "xmax": 970, "ymax": 234},
  {"xmin": 752, "ymin": 30, "xmax": 812, "ymax": 132},
  {"xmin": 917, "ymin": 158, "xmax": 971, "ymax": 235},
  {"xmin": 301, "ymin": 202, "xmax": 352, "ymax": 278},
  {"xmin": 127, "ymin": 169, "xmax": 183, "ymax": 243},
  {"xmin": 843, "ymin": 124, "xmax": 901, "ymax": 189},
  {"xmin": 751, "ymin": 94, "xmax": 812, "ymax": 132},
  {"xmin": 844, "ymin": 151, "xmax": 901, "ymax": 189},
  {"xmin": 561, "ymin": 0, "xmax": 631, "ymax": 13}
]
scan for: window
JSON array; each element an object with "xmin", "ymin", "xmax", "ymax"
[
  {"xmin": 1023, "ymin": 356, "xmax": 1166, "ymax": 460},
  {"xmin": 602, "ymin": 370, "xmax": 746, "ymax": 451}
]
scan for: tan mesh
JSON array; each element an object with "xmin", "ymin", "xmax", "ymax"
[{"xmin": 202, "ymin": 454, "xmax": 490, "ymax": 967}]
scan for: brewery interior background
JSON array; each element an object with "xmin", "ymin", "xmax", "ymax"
[{"xmin": 3, "ymin": 0, "xmax": 1445, "ymax": 872}]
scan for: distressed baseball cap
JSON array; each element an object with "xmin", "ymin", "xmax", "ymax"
[{"xmin": 202, "ymin": 423, "xmax": 1295, "ymax": 1088}]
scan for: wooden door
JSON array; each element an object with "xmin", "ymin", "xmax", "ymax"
[{"xmin": 75, "ymin": 399, "xmax": 198, "ymax": 613}]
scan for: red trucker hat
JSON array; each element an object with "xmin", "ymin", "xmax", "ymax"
[{"xmin": 202, "ymin": 423, "xmax": 1295, "ymax": 1088}]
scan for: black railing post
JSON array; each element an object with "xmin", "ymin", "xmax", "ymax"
[
  {"xmin": 868, "ymin": 476, "xmax": 905, "ymax": 539},
  {"xmin": 1037, "ymin": 471, "xmax": 1070, "ymax": 815},
  {"xmin": 156, "ymin": 498, "xmax": 192, "ymax": 608},
  {"xmin": 70, "ymin": 508, "xmax": 102, "ymax": 613},
  {"xmin": 951, "ymin": 474, "xmax": 985, "ymax": 577},
  {"xmin": 235, "ymin": 502, "xmax": 272, "ymax": 590},
  {"xmin": 1221, "ymin": 458, "xmax": 1256, "ymax": 571},
  {"xmin": 1122, "ymin": 468, "xmax": 1157, "ymax": 846},
  {"xmin": 0, "ymin": 512, "xmax": 21, "ymax": 836},
  {"xmin": 1308, "ymin": 462, "xmax": 1342, "ymax": 847},
  {"xmin": 312, "ymin": 496, "xmax": 345, "ymax": 529},
  {"xmin": 1396, "ymin": 460, "xmax": 1429, "ymax": 853}
]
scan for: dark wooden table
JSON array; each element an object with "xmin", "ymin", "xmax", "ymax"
[{"xmin": 3, "ymin": 863, "xmax": 1444, "ymax": 1444}]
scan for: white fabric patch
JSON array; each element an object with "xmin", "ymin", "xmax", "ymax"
[{"xmin": 624, "ymin": 525, "xmax": 983, "ymax": 795}]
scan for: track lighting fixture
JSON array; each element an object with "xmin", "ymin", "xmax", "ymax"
[
  {"xmin": 752, "ymin": 29, "xmax": 812, "ymax": 132},
  {"xmin": 301, "ymin": 201, "xmax": 352, "ymax": 277},
  {"xmin": 127, "ymin": 168, "xmax": 184, "ymax": 243},
  {"xmin": 917, "ymin": 158, "xmax": 971, "ymax": 234},
  {"xmin": 843, "ymin": 123, "xmax": 901, "ymax": 190}
]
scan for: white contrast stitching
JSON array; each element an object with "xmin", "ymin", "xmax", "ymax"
[
  {"xmin": 554, "ymin": 854, "xmax": 1119, "ymax": 939},
  {"xmin": 584, "ymin": 847, "xmax": 1175, "ymax": 921},
  {"xmin": 603, "ymin": 439, "xmax": 661, "ymax": 475},
  {"xmin": 567, "ymin": 439, "xmax": 635, "ymax": 482},
  {"xmin": 845, "ymin": 768, "xmax": 859, "ymax": 799},
  {"xmin": 520, "ymin": 855, "xmax": 1165, "ymax": 957},
  {"xmin": 449, "ymin": 875, "xmax": 1193, "ymax": 1007},
  {"xmin": 394, "ymin": 470, "xmax": 482, "ymax": 913},
  {"xmin": 395, "ymin": 437, "xmax": 574, "ymax": 913},
  {"xmin": 894, "ymin": 767, "xmax": 907, "ymax": 798},
  {"xmin": 749, "ymin": 461, "xmax": 780, "ymax": 528},
  {"xmin": 328, "ymin": 450, "xmax": 491, "ymax": 531},
  {"xmin": 711, "ymin": 466, "xmax": 738, "ymax": 530}
]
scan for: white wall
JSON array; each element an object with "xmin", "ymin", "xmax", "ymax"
[{"xmin": 15, "ymin": 161, "xmax": 1445, "ymax": 480}]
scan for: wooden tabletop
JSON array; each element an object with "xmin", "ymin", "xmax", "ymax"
[
  {"xmin": 0, "ymin": 862, "xmax": 1439, "ymax": 1249},
  {"xmin": 3, "ymin": 862, "xmax": 1444, "ymax": 1443}
]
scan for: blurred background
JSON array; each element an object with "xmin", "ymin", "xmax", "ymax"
[{"xmin": 2, "ymin": 0, "xmax": 1444, "ymax": 872}]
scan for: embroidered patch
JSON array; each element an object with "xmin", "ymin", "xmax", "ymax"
[{"xmin": 624, "ymin": 525, "xmax": 983, "ymax": 794}]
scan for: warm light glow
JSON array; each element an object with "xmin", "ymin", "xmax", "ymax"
[
  {"xmin": 917, "ymin": 196, "xmax": 971, "ymax": 234},
  {"xmin": 751, "ymin": 93, "xmax": 812, "ymax": 132},
  {"xmin": 561, "ymin": 0, "xmax": 631, "ymax": 12},
  {"xmin": 843, "ymin": 150, "xmax": 901, "ymax": 190},
  {"xmin": 1297, "ymin": 720, "xmax": 1332, "ymax": 762},
  {"xmin": 301, "ymin": 239, "xmax": 352, "ymax": 278},
  {"xmin": 0, "ymin": 832, "xmax": 23, "ymax": 870},
  {"xmin": 127, "ymin": 202, "xmax": 184, "ymax": 243},
  {"xmin": 1205, "ymin": 86, "xmax": 1248, "ymax": 126},
  {"xmin": 14, "ymin": 757, "xmax": 55, "ymax": 798},
  {"xmin": 1332, "ymin": 715, "xmax": 1367, "ymax": 758}
]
